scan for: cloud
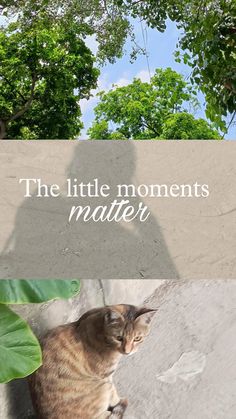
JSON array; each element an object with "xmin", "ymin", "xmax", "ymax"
[
  {"xmin": 113, "ymin": 77, "xmax": 131, "ymax": 88},
  {"xmin": 111, "ymin": 68, "xmax": 153, "ymax": 88},
  {"xmin": 79, "ymin": 96, "xmax": 97, "ymax": 114},
  {"xmin": 85, "ymin": 34, "xmax": 99, "ymax": 55},
  {"xmin": 135, "ymin": 69, "xmax": 153, "ymax": 82},
  {"xmin": 79, "ymin": 67, "xmax": 154, "ymax": 117},
  {"xmin": 79, "ymin": 72, "xmax": 112, "ymax": 113}
]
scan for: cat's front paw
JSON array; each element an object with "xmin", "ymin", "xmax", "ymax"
[
  {"xmin": 110, "ymin": 399, "xmax": 128, "ymax": 418},
  {"xmin": 118, "ymin": 399, "xmax": 128, "ymax": 410}
]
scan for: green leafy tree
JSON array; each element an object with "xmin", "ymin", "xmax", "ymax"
[
  {"xmin": 117, "ymin": 0, "xmax": 236, "ymax": 130},
  {"xmin": 87, "ymin": 120, "xmax": 111, "ymax": 139},
  {"xmin": 2, "ymin": 1, "xmax": 235, "ymax": 134},
  {"xmin": 88, "ymin": 68, "xmax": 220, "ymax": 140},
  {"xmin": 0, "ymin": 18, "xmax": 99, "ymax": 139},
  {"xmin": 173, "ymin": 1, "xmax": 236, "ymax": 131},
  {"xmin": 1, "ymin": 0, "xmax": 131, "ymax": 64},
  {"xmin": 88, "ymin": 120, "xmax": 128, "ymax": 140},
  {"xmin": 162, "ymin": 113, "xmax": 220, "ymax": 139}
]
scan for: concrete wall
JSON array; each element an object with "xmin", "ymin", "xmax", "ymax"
[
  {"xmin": 1, "ymin": 280, "xmax": 236, "ymax": 419},
  {"xmin": 0, "ymin": 141, "xmax": 236, "ymax": 279}
]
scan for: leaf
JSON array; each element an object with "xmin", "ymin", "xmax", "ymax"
[
  {"xmin": 0, "ymin": 304, "xmax": 42, "ymax": 383},
  {"xmin": 0, "ymin": 280, "xmax": 80, "ymax": 304}
]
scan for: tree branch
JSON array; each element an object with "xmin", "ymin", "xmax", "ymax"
[
  {"xmin": 0, "ymin": 118, "xmax": 8, "ymax": 139},
  {"xmin": 0, "ymin": 74, "xmax": 27, "ymax": 102},
  {"xmin": 221, "ymin": 111, "xmax": 236, "ymax": 139},
  {"xmin": 9, "ymin": 74, "xmax": 37, "ymax": 122},
  {"xmin": 142, "ymin": 119, "xmax": 159, "ymax": 136}
]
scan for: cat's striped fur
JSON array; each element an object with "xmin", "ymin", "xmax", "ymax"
[{"xmin": 28, "ymin": 304, "xmax": 156, "ymax": 419}]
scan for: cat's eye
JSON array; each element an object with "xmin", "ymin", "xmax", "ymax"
[
  {"xmin": 134, "ymin": 336, "xmax": 142, "ymax": 342},
  {"xmin": 116, "ymin": 335, "xmax": 123, "ymax": 341}
]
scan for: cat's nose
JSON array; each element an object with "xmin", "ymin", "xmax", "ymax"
[{"xmin": 123, "ymin": 343, "xmax": 132, "ymax": 354}]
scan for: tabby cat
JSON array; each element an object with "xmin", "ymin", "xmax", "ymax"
[{"xmin": 28, "ymin": 304, "xmax": 156, "ymax": 419}]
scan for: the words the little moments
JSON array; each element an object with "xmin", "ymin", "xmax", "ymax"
[{"xmin": 19, "ymin": 178, "xmax": 210, "ymax": 223}]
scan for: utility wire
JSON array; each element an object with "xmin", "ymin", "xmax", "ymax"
[
  {"xmin": 221, "ymin": 111, "xmax": 236, "ymax": 139},
  {"xmin": 140, "ymin": 18, "xmax": 151, "ymax": 81}
]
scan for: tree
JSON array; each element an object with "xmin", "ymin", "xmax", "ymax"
[
  {"xmin": 1, "ymin": 0, "xmax": 131, "ymax": 64},
  {"xmin": 88, "ymin": 68, "xmax": 220, "ymax": 140},
  {"xmin": 173, "ymin": 0, "xmax": 236, "ymax": 131},
  {"xmin": 161, "ymin": 113, "xmax": 220, "ymax": 140},
  {"xmin": 2, "ymin": 1, "xmax": 235, "ymax": 134},
  {"xmin": 117, "ymin": 0, "xmax": 236, "ymax": 131},
  {"xmin": 0, "ymin": 19, "xmax": 99, "ymax": 139}
]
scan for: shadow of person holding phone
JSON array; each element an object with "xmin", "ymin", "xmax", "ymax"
[
  {"xmin": 0, "ymin": 141, "xmax": 178, "ymax": 279},
  {"xmin": 1, "ymin": 140, "xmax": 179, "ymax": 280},
  {"xmin": 3, "ymin": 140, "xmax": 179, "ymax": 418}
]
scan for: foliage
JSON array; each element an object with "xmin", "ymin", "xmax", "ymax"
[
  {"xmin": 88, "ymin": 120, "xmax": 111, "ymax": 140},
  {"xmin": 1, "ymin": 1, "xmax": 235, "ymax": 135},
  {"xmin": 88, "ymin": 119, "xmax": 128, "ymax": 140},
  {"xmin": 0, "ymin": 18, "xmax": 99, "ymax": 139},
  {"xmin": 161, "ymin": 112, "xmax": 220, "ymax": 139},
  {"xmin": 0, "ymin": 279, "xmax": 80, "ymax": 304},
  {"xmin": 0, "ymin": 279, "xmax": 80, "ymax": 383},
  {"xmin": 119, "ymin": 0, "xmax": 236, "ymax": 130},
  {"xmin": 174, "ymin": 1, "xmax": 236, "ymax": 131},
  {"xmin": 0, "ymin": 305, "xmax": 41, "ymax": 384},
  {"xmin": 88, "ymin": 68, "xmax": 220, "ymax": 139},
  {"xmin": 1, "ymin": 0, "xmax": 131, "ymax": 65},
  {"xmin": 110, "ymin": 131, "xmax": 127, "ymax": 140}
]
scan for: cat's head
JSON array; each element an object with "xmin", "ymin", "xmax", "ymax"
[{"xmin": 103, "ymin": 304, "xmax": 157, "ymax": 355}]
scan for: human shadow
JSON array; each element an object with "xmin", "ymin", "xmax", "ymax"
[
  {"xmin": 3, "ymin": 141, "xmax": 179, "ymax": 417},
  {"xmin": 0, "ymin": 141, "xmax": 179, "ymax": 280}
]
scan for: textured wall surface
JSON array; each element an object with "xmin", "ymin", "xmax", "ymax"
[
  {"xmin": 0, "ymin": 280, "xmax": 236, "ymax": 419},
  {"xmin": 0, "ymin": 141, "xmax": 236, "ymax": 279},
  {"xmin": 116, "ymin": 280, "xmax": 236, "ymax": 419}
]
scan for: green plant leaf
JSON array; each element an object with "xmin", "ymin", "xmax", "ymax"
[
  {"xmin": 0, "ymin": 280, "xmax": 80, "ymax": 304},
  {"xmin": 0, "ymin": 304, "xmax": 42, "ymax": 383}
]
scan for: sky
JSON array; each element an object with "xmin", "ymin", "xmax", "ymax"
[
  {"xmin": 80, "ymin": 19, "xmax": 235, "ymax": 140},
  {"xmin": 0, "ymin": 14, "xmax": 234, "ymax": 139}
]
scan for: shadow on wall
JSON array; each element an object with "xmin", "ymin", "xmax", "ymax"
[
  {"xmin": 7, "ymin": 380, "xmax": 34, "ymax": 419},
  {"xmin": 0, "ymin": 141, "xmax": 179, "ymax": 279},
  {"xmin": 2, "ymin": 140, "xmax": 179, "ymax": 417}
]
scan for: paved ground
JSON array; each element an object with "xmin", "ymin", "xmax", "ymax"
[
  {"xmin": 116, "ymin": 280, "xmax": 236, "ymax": 419},
  {"xmin": 1, "ymin": 279, "xmax": 236, "ymax": 418}
]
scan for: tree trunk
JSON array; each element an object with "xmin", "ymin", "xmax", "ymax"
[
  {"xmin": 0, "ymin": 74, "xmax": 37, "ymax": 139},
  {"xmin": 0, "ymin": 120, "xmax": 7, "ymax": 139}
]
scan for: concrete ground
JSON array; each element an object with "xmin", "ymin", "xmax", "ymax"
[
  {"xmin": 116, "ymin": 280, "xmax": 236, "ymax": 419},
  {"xmin": 1, "ymin": 279, "xmax": 236, "ymax": 418}
]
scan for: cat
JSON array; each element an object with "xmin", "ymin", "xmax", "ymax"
[{"xmin": 28, "ymin": 304, "xmax": 156, "ymax": 419}]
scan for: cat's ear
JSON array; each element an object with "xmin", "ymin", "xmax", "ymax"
[
  {"xmin": 104, "ymin": 309, "xmax": 122, "ymax": 325},
  {"xmin": 135, "ymin": 308, "xmax": 157, "ymax": 326}
]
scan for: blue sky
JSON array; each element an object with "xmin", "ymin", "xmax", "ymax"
[
  {"xmin": 0, "ymin": 14, "xmax": 234, "ymax": 139},
  {"xmin": 81, "ymin": 19, "xmax": 235, "ymax": 139}
]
